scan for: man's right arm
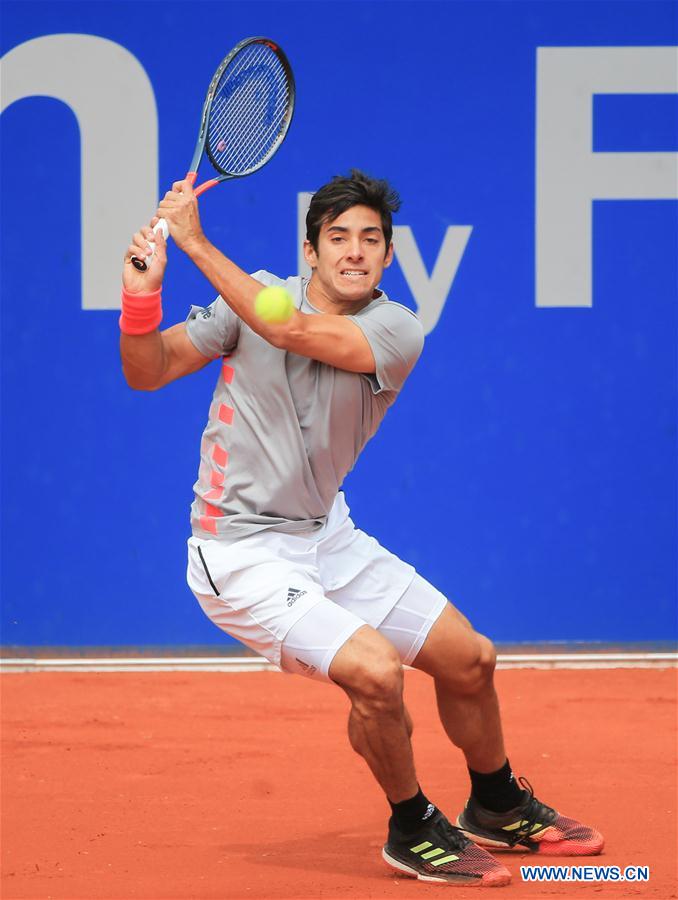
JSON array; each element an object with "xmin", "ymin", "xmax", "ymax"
[
  {"xmin": 120, "ymin": 219, "xmax": 213, "ymax": 391},
  {"xmin": 120, "ymin": 323, "xmax": 212, "ymax": 391}
]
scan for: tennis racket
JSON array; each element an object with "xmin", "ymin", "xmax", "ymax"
[{"xmin": 131, "ymin": 36, "xmax": 295, "ymax": 271}]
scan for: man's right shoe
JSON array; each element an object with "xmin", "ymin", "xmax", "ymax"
[{"xmin": 382, "ymin": 808, "xmax": 511, "ymax": 886}]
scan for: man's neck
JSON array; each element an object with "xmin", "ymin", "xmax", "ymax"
[{"xmin": 306, "ymin": 273, "xmax": 380, "ymax": 316}]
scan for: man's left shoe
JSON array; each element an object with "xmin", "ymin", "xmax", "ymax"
[{"xmin": 457, "ymin": 779, "xmax": 604, "ymax": 856}]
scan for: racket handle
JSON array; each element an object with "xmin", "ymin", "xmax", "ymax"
[{"xmin": 130, "ymin": 219, "xmax": 169, "ymax": 272}]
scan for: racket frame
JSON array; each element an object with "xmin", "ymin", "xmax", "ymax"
[
  {"xmin": 130, "ymin": 36, "xmax": 295, "ymax": 270},
  {"xmin": 191, "ymin": 35, "xmax": 296, "ymax": 195}
]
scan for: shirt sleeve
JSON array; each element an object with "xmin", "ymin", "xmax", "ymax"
[
  {"xmin": 349, "ymin": 301, "xmax": 425, "ymax": 394},
  {"xmin": 185, "ymin": 297, "xmax": 241, "ymax": 358},
  {"xmin": 184, "ymin": 270, "xmax": 291, "ymax": 358}
]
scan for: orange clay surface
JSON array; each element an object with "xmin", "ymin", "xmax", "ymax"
[{"xmin": 1, "ymin": 667, "xmax": 676, "ymax": 900}]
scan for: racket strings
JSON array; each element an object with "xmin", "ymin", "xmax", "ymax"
[
  {"xmin": 211, "ymin": 58, "xmax": 288, "ymax": 171},
  {"xmin": 219, "ymin": 44, "xmax": 289, "ymax": 135},
  {"xmin": 212, "ymin": 70, "xmax": 277, "ymax": 157},
  {"xmin": 213, "ymin": 52, "xmax": 275, "ymax": 129},
  {"xmin": 223, "ymin": 74, "xmax": 288, "ymax": 172},
  {"xmin": 210, "ymin": 79, "xmax": 284, "ymax": 172},
  {"xmin": 207, "ymin": 43, "xmax": 291, "ymax": 175}
]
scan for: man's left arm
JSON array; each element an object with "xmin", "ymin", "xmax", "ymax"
[
  {"xmin": 158, "ymin": 179, "xmax": 378, "ymax": 373},
  {"xmin": 190, "ymin": 236, "xmax": 376, "ymax": 373}
]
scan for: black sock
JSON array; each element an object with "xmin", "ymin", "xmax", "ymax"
[
  {"xmin": 388, "ymin": 787, "xmax": 436, "ymax": 833},
  {"xmin": 468, "ymin": 759, "xmax": 524, "ymax": 813}
]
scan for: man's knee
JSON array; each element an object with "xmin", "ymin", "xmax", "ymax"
[
  {"xmin": 331, "ymin": 631, "xmax": 404, "ymax": 712},
  {"xmin": 346, "ymin": 653, "xmax": 404, "ymax": 710},
  {"xmin": 438, "ymin": 633, "xmax": 497, "ymax": 696}
]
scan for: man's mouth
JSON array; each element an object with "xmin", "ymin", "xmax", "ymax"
[{"xmin": 340, "ymin": 270, "xmax": 368, "ymax": 278}]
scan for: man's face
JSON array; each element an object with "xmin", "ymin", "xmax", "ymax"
[{"xmin": 303, "ymin": 205, "xmax": 394, "ymax": 306}]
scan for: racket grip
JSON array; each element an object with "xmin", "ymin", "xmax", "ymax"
[{"xmin": 130, "ymin": 219, "xmax": 169, "ymax": 272}]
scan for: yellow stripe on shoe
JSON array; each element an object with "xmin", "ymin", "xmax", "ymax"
[
  {"xmin": 421, "ymin": 848, "xmax": 446, "ymax": 860},
  {"xmin": 502, "ymin": 820, "xmax": 543, "ymax": 833},
  {"xmin": 430, "ymin": 854, "xmax": 460, "ymax": 866},
  {"xmin": 409, "ymin": 841, "xmax": 433, "ymax": 853}
]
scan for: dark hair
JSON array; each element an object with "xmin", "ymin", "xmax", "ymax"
[{"xmin": 305, "ymin": 169, "xmax": 400, "ymax": 254}]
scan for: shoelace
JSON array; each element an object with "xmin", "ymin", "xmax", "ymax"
[
  {"xmin": 503, "ymin": 777, "xmax": 554, "ymax": 848},
  {"xmin": 436, "ymin": 814, "xmax": 472, "ymax": 851}
]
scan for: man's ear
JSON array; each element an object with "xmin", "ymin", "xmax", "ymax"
[
  {"xmin": 383, "ymin": 241, "xmax": 394, "ymax": 269},
  {"xmin": 303, "ymin": 240, "xmax": 318, "ymax": 269}
]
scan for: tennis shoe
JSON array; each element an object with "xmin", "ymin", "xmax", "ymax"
[
  {"xmin": 383, "ymin": 807, "xmax": 511, "ymax": 886},
  {"xmin": 457, "ymin": 778, "xmax": 604, "ymax": 856}
]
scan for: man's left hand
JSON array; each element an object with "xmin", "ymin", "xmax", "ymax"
[{"xmin": 157, "ymin": 179, "xmax": 206, "ymax": 254}]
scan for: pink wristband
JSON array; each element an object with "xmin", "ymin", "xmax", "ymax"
[{"xmin": 119, "ymin": 287, "xmax": 163, "ymax": 335}]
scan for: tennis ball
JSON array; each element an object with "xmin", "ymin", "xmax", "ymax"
[{"xmin": 254, "ymin": 286, "xmax": 295, "ymax": 324}]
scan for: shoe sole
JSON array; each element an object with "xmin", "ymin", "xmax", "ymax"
[
  {"xmin": 456, "ymin": 819, "xmax": 604, "ymax": 857},
  {"xmin": 382, "ymin": 848, "xmax": 511, "ymax": 886}
]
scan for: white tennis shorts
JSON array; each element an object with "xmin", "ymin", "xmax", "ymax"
[{"xmin": 186, "ymin": 493, "xmax": 448, "ymax": 682}]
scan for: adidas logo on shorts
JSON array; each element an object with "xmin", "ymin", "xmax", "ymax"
[
  {"xmin": 286, "ymin": 587, "xmax": 307, "ymax": 607},
  {"xmin": 295, "ymin": 657, "xmax": 318, "ymax": 676}
]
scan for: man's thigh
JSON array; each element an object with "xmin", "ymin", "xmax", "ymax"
[
  {"xmin": 318, "ymin": 514, "xmax": 416, "ymax": 628},
  {"xmin": 187, "ymin": 535, "xmax": 331, "ymax": 669},
  {"xmin": 281, "ymin": 571, "xmax": 452, "ymax": 687},
  {"xmin": 318, "ymin": 510, "xmax": 455, "ymax": 668},
  {"xmin": 410, "ymin": 598, "xmax": 495, "ymax": 685},
  {"xmin": 280, "ymin": 601, "xmax": 368, "ymax": 682},
  {"xmin": 376, "ymin": 573, "xmax": 450, "ymax": 666}
]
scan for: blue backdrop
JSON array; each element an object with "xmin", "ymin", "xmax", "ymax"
[{"xmin": 2, "ymin": 1, "xmax": 676, "ymax": 648}]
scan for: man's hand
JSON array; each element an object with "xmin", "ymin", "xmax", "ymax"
[
  {"xmin": 158, "ymin": 179, "xmax": 206, "ymax": 255},
  {"xmin": 123, "ymin": 217, "xmax": 167, "ymax": 293}
]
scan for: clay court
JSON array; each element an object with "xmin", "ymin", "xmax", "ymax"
[{"xmin": 2, "ymin": 665, "xmax": 676, "ymax": 899}]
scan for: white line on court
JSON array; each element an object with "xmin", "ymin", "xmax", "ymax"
[{"xmin": 1, "ymin": 653, "xmax": 676, "ymax": 673}]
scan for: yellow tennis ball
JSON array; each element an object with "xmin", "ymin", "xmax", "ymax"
[{"xmin": 254, "ymin": 286, "xmax": 294, "ymax": 324}]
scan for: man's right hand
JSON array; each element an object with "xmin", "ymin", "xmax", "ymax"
[{"xmin": 123, "ymin": 217, "xmax": 168, "ymax": 293}]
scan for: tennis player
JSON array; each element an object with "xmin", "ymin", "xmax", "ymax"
[{"xmin": 120, "ymin": 171, "xmax": 604, "ymax": 887}]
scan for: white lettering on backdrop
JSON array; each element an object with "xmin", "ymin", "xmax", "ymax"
[
  {"xmin": 1, "ymin": 35, "xmax": 158, "ymax": 311},
  {"xmin": 4, "ymin": 38, "xmax": 674, "ymax": 318},
  {"xmin": 536, "ymin": 46, "xmax": 678, "ymax": 308}
]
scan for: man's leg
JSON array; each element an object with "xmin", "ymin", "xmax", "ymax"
[
  {"xmin": 410, "ymin": 600, "xmax": 604, "ymax": 856},
  {"xmin": 410, "ymin": 603, "xmax": 506, "ymax": 774},
  {"xmin": 329, "ymin": 624, "xmax": 418, "ymax": 802},
  {"xmin": 327, "ymin": 621, "xmax": 512, "ymax": 886}
]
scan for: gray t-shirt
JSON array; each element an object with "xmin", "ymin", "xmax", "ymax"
[{"xmin": 185, "ymin": 271, "xmax": 424, "ymax": 541}]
